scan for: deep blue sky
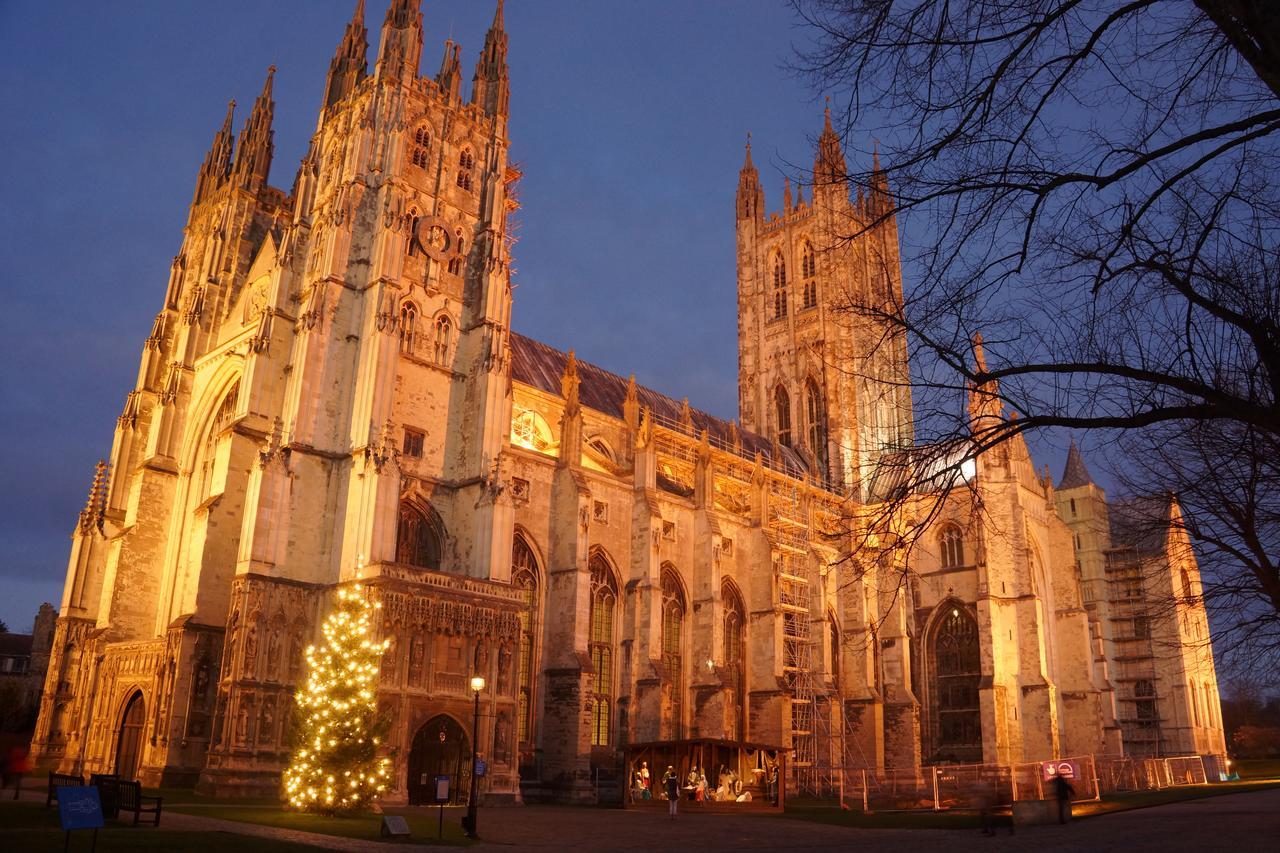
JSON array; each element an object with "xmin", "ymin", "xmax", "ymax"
[{"xmin": 0, "ymin": 1, "xmax": 1075, "ymax": 632}]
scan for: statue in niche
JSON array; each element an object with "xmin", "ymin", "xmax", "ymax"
[
  {"xmin": 243, "ymin": 624, "xmax": 259, "ymax": 677},
  {"xmin": 408, "ymin": 637, "xmax": 426, "ymax": 687},
  {"xmin": 193, "ymin": 658, "xmax": 211, "ymax": 703},
  {"xmin": 494, "ymin": 711, "xmax": 511, "ymax": 764},
  {"xmin": 259, "ymin": 697, "xmax": 276, "ymax": 747},
  {"xmin": 235, "ymin": 699, "xmax": 252, "ymax": 746},
  {"xmin": 266, "ymin": 629, "xmax": 282, "ymax": 682},
  {"xmin": 497, "ymin": 643, "xmax": 512, "ymax": 695},
  {"xmin": 289, "ymin": 631, "xmax": 304, "ymax": 682},
  {"xmin": 474, "ymin": 639, "xmax": 489, "ymax": 677},
  {"xmin": 223, "ymin": 613, "xmax": 240, "ymax": 679}
]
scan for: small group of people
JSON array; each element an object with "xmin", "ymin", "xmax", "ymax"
[{"xmin": 631, "ymin": 760, "xmax": 760, "ymax": 816}]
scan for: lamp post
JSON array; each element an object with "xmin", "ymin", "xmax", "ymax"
[{"xmin": 463, "ymin": 674, "xmax": 485, "ymax": 838}]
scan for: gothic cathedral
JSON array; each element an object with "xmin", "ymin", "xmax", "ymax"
[{"xmin": 31, "ymin": 1, "xmax": 1225, "ymax": 803}]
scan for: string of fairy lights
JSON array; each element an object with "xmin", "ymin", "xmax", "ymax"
[{"xmin": 282, "ymin": 583, "xmax": 393, "ymax": 813}]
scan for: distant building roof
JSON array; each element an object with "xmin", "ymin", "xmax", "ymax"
[
  {"xmin": 509, "ymin": 332, "xmax": 810, "ymax": 478},
  {"xmin": 0, "ymin": 632, "xmax": 34, "ymax": 659},
  {"xmin": 1059, "ymin": 439, "xmax": 1093, "ymax": 489}
]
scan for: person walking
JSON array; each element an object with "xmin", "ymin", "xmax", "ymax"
[
  {"xmin": 663, "ymin": 766, "xmax": 679, "ymax": 819},
  {"xmin": 1051, "ymin": 773, "xmax": 1075, "ymax": 824}
]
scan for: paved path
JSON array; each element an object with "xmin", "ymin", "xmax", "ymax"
[
  {"xmin": 465, "ymin": 788, "xmax": 1280, "ymax": 852},
  {"xmin": 16, "ymin": 785, "xmax": 1279, "ymax": 851}
]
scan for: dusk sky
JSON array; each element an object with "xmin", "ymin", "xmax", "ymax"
[{"xmin": 0, "ymin": 0, "xmax": 1074, "ymax": 632}]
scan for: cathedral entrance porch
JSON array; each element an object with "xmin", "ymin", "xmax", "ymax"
[
  {"xmin": 114, "ymin": 691, "xmax": 145, "ymax": 779},
  {"xmin": 407, "ymin": 714, "xmax": 471, "ymax": 806}
]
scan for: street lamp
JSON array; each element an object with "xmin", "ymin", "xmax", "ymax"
[{"xmin": 463, "ymin": 674, "xmax": 485, "ymax": 838}]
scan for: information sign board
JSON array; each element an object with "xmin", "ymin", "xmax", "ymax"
[
  {"xmin": 1041, "ymin": 759, "xmax": 1079, "ymax": 782},
  {"xmin": 57, "ymin": 786, "xmax": 105, "ymax": 831}
]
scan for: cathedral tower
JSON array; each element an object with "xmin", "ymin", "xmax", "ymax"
[{"xmin": 735, "ymin": 110, "xmax": 912, "ymax": 497}]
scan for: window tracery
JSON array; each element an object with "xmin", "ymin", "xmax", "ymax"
[
  {"xmin": 939, "ymin": 525, "xmax": 965, "ymax": 569},
  {"xmin": 433, "ymin": 314, "xmax": 452, "ymax": 366},
  {"xmin": 589, "ymin": 553, "xmax": 618, "ymax": 746},
  {"xmin": 774, "ymin": 385, "xmax": 792, "ymax": 447},
  {"xmin": 772, "ymin": 253, "xmax": 788, "ymax": 319},
  {"xmin": 410, "ymin": 126, "xmax": 431, "ymax": 168},
  {"xmin": 512, "ymin": 536, "xmax": 539, "ymax": 746},
  {"xmin": 399, "ymin": 302, "xmax": 417, "ymax": 354},
  {"xmin": 661, "ymin": 567, "xmax": 686, "ymax": 738},
  {"xmin": 456, "ymin": 149, "xmax": 475, "ymax": 191},
  {"xmin": 395, "ymin": 500, "xmax": 443, "ymax": 570}
]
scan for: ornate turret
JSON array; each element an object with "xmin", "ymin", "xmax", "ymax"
[
  {"xmin": 813, "ymin": 102, "xmax": 846, "ymax": 191},
  {"xmin": 324, "ymin": 0, "xmax": 368, "ymax": 107},
  {"xmin": 232, "ymin": 67, "xmax": 276, "ymax": 191},
  {"xmin": 436, "ymin": 39, "xmax": 462, "ymax": 100},
  {"xmin": 736, "ymin": 135, "xmax": 764, "ymax": 221},
  {"xmin": 192, "ymin": 100, "xmax": 235, "ymax": 206},
  {"xmin": 376, "ymin": 0, "xmax": 423, "ymax": 80},
  {"xmin": 471, "ymin": 0, "xmax": 509, "ymax": 117}
]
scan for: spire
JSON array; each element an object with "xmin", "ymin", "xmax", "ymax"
[
  {"xmin": 737, "ymin": 133, "xmax": 764, "ymax": 221},
  {"xmin": 869, "ymin": 141, "xmax": 893, "ymax": 216},
  {"xmin": 437, "ymin": 39, "xmax": 462, "ymax": 100},
  {"xmin": 193, "ymin": 99, "xmax": 236, "ymax": 205},
  {"xmin": 1059, "ymin": 438, "xmax": 1094, "ymax": 489},
  {"xmin": 967, "ymin": 332, "xmax": 1002, "ymax": 431},
  {"xmin": 472, "ymin": 0, "xmax": 510, "ymax": 117},
  {"xmin": 78, "ymin": 460, "xmax": 108, "ymax": 532},
  {"xmin": 561, "ymin": 349, "xmax": 581, "ymax": 408},
  {"xmin": 377, "ymin": 0, "xmax": 423, "ymax": 80},
  {"xmin": 784, "ymin": 176, "xmax": 793, "ymax": 213},
  {"xmin": 814, "ymin": 98, "xmax": 846, "ymax": 191},
  {"xmin": 325, "ymin": 0, "xmax": 369, "ymax": 107},
  {"xmin": 233, "ymin": 66, "xmax": 276, "ymax": 190}
]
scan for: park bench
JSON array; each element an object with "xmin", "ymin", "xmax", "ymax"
[
  {"xmin": 117, "ymin": 780, "xmax": 162, "ymax": 826},
  {"xmin": 45, "ymin": 772, "xmax": 83, "ymax": 807},
  {"xmin": 90, "ymin": 773, "xmax": 121, "ymax": 818}
]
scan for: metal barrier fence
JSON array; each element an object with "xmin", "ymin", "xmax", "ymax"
[{"xmin": 838, "ymin": 753, "xmax": 1217, "ymax": 812}]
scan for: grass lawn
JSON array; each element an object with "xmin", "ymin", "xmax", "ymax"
[
  {"xmin": 169, "ymin": 802, "xmax": 474, "ymax": 845},
  {"xmin": 784, "ymin": 777, "xmax": 1280, "ymax": 830},
  {"xmin": 1233, "ymin": 758, "xmax": 1280, "ymax": 780},
  {"xmin": 0, "ymin": 799, "xmax": 321, "ymax": 852}
]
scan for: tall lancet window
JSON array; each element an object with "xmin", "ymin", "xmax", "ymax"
[
  {"xmin": 722, "ymin": 580, "xmax": 746, "ymax": 740},
  {"xmin": 433, "ymin": 315, "xmax": 452, "ymax": 366},
  {"xmin": 774, "ymin": 385, "xmax": 792, "ymax": 447},
  {"xmin": 801, "ymin": 241, "xmax": 817, "ymax": 308},
  {"xmin": 588, "ymin": 553, "xmax": 618, "ymax": 746},
  {"xmin": 457, "ymin": 149, "xmax": 475, "ymax": 191},
  {"xmin": 399, "ymin": 302, "xmax": 417, "ymax": 354},
  {"xmin": 772, "ymin": 253, "xmax": 788, "ymax": 319},
  {"xmin": 512, "ymin": 536, "xmax": 540, "ymax": 748},
  {"xmin": 805, "ymin": 378, "xmax": 826, "ymax": 470},
  {"xmin": 411, "ymin": 126, "xmax": 431, "ymax": 168},
  {"xmin": 661, "ymin": 567, "xmax": 686, "ymax": 738}
]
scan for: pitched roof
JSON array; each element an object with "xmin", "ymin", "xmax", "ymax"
[
  {"xmin": 1059, "ymin": 438, "xmax": 1093, "ymax": 489},
  {"xmin": 0, "ymin": 632, "xmax": 33, "ymax": 658},
  {"xmin": 508, "ymin": 332, "xmax": 810, "ymax": 479}
]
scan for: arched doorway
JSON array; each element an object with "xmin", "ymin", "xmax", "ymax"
[
  {"xmin": 929, "ymin": 605, "xmax": 982, "ymax": 763},
  {"xmin": 407, "ymin": 714, "xmax": 471, "ymax": 806},
  {"xmin": 114, "ymin": 691, "xmax": 145, "ymax": 780}
]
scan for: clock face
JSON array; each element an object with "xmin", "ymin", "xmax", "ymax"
[{"xmin": 413, "ymin": 215, "xmax": 454, "ymax": 262}]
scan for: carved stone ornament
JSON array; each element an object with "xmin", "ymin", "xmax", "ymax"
[{"xmin": 410, "ymin": 214, "xmax": 460, "ymax": 262}]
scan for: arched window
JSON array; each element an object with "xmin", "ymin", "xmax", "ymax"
[
  {"xmin": 411, "ymin": 126, "xmax": 431, "ymax": 168},
  {"xmin": 722, "ymin": 580, "xmax": 746, "ymax": 740},
  {"xmin": 588, "ymin": 553, "xmax": 618, "ymax": 746},
  {"xmin": 932, "ymin": 605, "xmax": 981, "ymax": 759},
  {"xmin": 456, "ymin": 149, "xmax": 475, "ymax": 191},
  {"xmin": 512, "ymin": 536, "xmax": 539, "ymax": 747},
  {"xmin": 196, "ymin": 381, "xmax": 239, "ymax": 500},
  {"xmin": 447, "ymin": 230, "xmax": 465, "ymax": 275},
  {"xmin": 661, "ymin": 567, "xmax": 686, "ymax": 738},
  {"xmin": 511, "ymin": 408, "xmax": 553, "ymax": 453},
  {"xmin": 772, "ymin": 253, "xmax": 788, "ymax": 319},
  {"xmin": 433, "ymin": 314, "xmax": 452, "ymax": 366},
  {"xmin": 407, "ymin": 213, "xmax": 421, "ymax": 257},
  {"xmin": 801, "ymin": 241, "xmax": 817, "ymax": 308},
  {"xmin": 395, "ymin": 500, "xmax": 443, "ymax": 570},
  {"xmin": 774, "ymin": 385, "xmax": 792, "ymax": 447},
  {"xmin": 939, "ymin": 525, "xmax": 964, "ymax": 569},
  {"xmin": 399, "ymin": 302, "xmax": 417, "ymax": 354},
  {"xmin": 829, "ymin": 612, "xmax": 841, "ymax": 690},
  {"xmin": 805, "ymin": 378, "xmax": 825, "ymax": 469},
  {"xmin": 1180, "ymin": 567, "xmax": 1193, "ymax": 601}
]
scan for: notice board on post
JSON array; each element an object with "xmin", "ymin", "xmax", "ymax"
[{"xmin": 58, "ymin": 786, "xmax": 105, "ymax": 831}]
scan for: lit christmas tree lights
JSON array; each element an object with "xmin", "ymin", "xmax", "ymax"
[{"xmin": 283, "ymin": 583, "xmax": 392, "ymax": 814}]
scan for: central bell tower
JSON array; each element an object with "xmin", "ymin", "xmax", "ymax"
[{"xmin": 735, "ymin": 111, "xmax": 912, "ymax": 498}]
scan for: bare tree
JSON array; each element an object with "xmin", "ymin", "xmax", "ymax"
[{"xmin": 791, "ymin": 1, "xmax": 1280, "ymax": 657}]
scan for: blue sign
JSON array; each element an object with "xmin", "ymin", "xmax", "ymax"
[
  {"xmin": 434, "ymin": 775, "xmax": 450, "ymax": 803},
  {"xmin": 474, "ymin": 758, "xmax": 487, "ymax": 778},
  {"xmin": 58, "ymin": 786, "xmax": 105, "ymax": 831}
]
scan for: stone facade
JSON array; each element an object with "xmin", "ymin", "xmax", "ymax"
[{"xmin": 30, "ymin": 0, "xmax": 1223, "ymax": 804}]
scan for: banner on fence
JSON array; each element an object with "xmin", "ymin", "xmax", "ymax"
[{"xmin": 1040, "ymin": 759, "xmax": 1080, "ymax": 783}]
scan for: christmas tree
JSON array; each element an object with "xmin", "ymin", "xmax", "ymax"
[{"xmin": 283, "ymin": 582, "xmax": 393, "ymax": 814}]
